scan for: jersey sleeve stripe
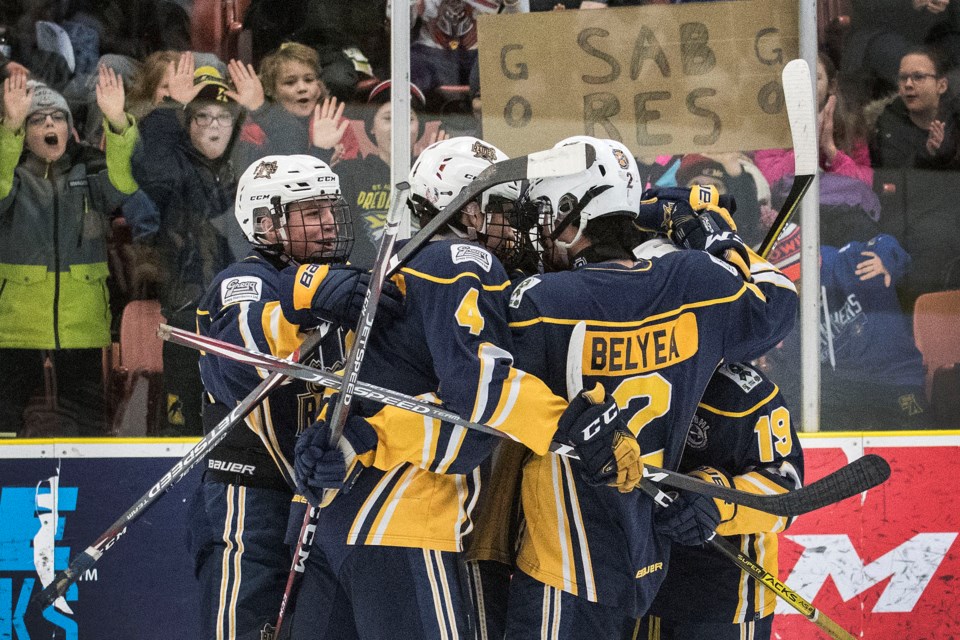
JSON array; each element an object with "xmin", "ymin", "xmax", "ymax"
[
  {"xmin": 237, "ymin": 302, "xmax": 268, "ymax": 380},
  {"xmin": 752, "ymin": 269, "xmax": 797, "ymax": 290},
  {"xmin": 347, "ymin": 466, "xmax": 405, "ymax": 544},
  {"xmin": 486, "ymin": 368, "xmax": 525, "ymax": 429},
  {"xmin": 401, "ymin": 266, "xmax": 511, "ymax": 290},
  {"xmin": 260, "ymin": 300, "xmax": 302, "ymax": 359},
  {"xmin": 697, "ymin": 387, "xmax": 781, "ymax": 418},
  {"xmin": 550, "ymin": 454, "xmax": 577, "ymax": 596},
  {"xmin": 433, "ymin": 425, "xmax": 469, "ymax": 474}
]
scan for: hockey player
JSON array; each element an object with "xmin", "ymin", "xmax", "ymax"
[
  {"xmin": 503, "ymin": 137, "xmax": 798, "ymax": 638},
  {"xmin": 289, "ymin": 136, "xmax": 643, "ymax": 640},
  {"xmin": 638, "ymin": 361, "xmax": 804, "ymax": 640},
  {"xmin": 188, "ymin": 154, "xmax": 401, "ymax": 640}
]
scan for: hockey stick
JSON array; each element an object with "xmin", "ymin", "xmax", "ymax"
[
  {"xmin": 162, "ymin": 325, "xmax": 890, "ymax": 517},
  {"xmin": 273, "ymin": 180, "xmax": 409, "ymax": 638},
  {"xmin": 565, "ymin": 322, "xmax": 856, "ymax": 640},
  {"xmin": 31, "ymin": 328, "xmax": 330, "ymax": 613},
  {"xmin": 757, "ymin": 59, "xmax": 818, "ymax": 259}
]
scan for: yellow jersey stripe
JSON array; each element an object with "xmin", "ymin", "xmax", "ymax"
[
  {"xmin": 292, "ymin": 264, "xmax": 330, "ymax": 311},
  {"xmin": 469, "ymin": 343, "xmax": 512, "ymax": 423},
  {"xmin": 260, "ymin": 301, "xmax": 302, "ymax": 360},
  {"xmin": 508, "ymin": 283, "xmax": 755, "ymax": 329},
  {"xmin": 486, "ymin": 367, "xmax": 524, "ymax": 429},
  {"xmin": 401, "ymin": 267, "xmax": 511, "ymax": 290},
  {"xmin": 733, "ymin": 534, "xmax": 750, "ymax": 623},
  {"xmin": 348, "ymin": 466, "xmax": 404, "ymax": 544},
  {"xmin": 369, "ymin": 466, "xmax": 419, "ymax": 545},
  {"xmin": 435, "ymin": 425, "xmax": 469, "ymax": 474},
  {"xmin": 698, "ymin": 387, "xmax": 782, "ymax": 418}
]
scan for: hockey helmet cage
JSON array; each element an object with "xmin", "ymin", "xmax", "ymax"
[
  {"xmin": 235, "ymin": 155, "xmax": 353, "ymax": 263},
  {"xmin": 525, "ymin": 136, "xmax": 641, "ymax": 251}
]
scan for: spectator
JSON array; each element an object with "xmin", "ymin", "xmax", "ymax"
[
  {"xmin": 755, "ymin": 52, "xmax": 873, "ymax": 187},
  {"xmin": 869, "ymin": 46, "xmax": 960, "ymax": 169},
  {"xmin": 229, "ymin": 43, "xmax": 347, "ymax": 171},
  {"xmin": 0, "ymin": 68, "xmax": 137, "ymax": 436},
  {"xmin": 673, "ymin": 152, "xmax": 766, "ymax": 247},
  {"xmin": 130, "ymin": 53, "xmax": 246, "ymax": 436},
  {"xmin": 126, "ymin": 50, "xmax": 179, "ymax": 121},
  {"xmin": 335, "ymin": 80, "xmax": 447, "ymax": 268}
]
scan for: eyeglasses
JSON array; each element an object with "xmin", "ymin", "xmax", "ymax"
[
  {"xmin": 897, "ymin": 72, "xmax": 938, "ymax": 85},
  {"xmin": 26, "ymin": 111, "xmax": 67, "ymax": 127},
  {"xmin": 192, "ymin": 112, "xmax": 234, "ymax": 127}
]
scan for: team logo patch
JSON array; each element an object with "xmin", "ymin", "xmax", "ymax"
[
  {"xmin": 253, "ymin": 160, "xmax": 278, "ymax": 179},
  {"xmin": 471, "ymin": 140, "xmax": 498, "ymax": 163},
  {"xmin": 718, "ymin": 363, "xmax": 762, "ymax": 393},
  {"xmin": 509, "ymin": 275, "xmax": 541, "ymax": 308},
  {"xmin": 613, "ymin": 148, "xmax": 630, "ymax": 169},
  {"xmin": 221, "ymin": 276, "xmax": 262, "ymax": 304},
  {"xmin": 686, "ymin": 414, "xmax": 710, "ymax": 450},
  {"xmin": 451, "ymin": 244, "xmax": 492, "ymax": 271}
]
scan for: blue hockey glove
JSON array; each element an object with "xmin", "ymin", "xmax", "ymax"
[
  {"xmin": 556, "ymin": 383, "xmax": 643, "ymax": 493},
  {"xmin": 281, "ymin": 264, "xmax": 403, "ymax": 331},
  {"xmin": 654, "ymin": 490, "xmax": 721, "ymax": 546},
  {"xmin": 654, "ymin": 465, "xmax": 737, "ymax": 546},
  {"xmin": 294, "ymin": 413, "xmax": 378, "ymax": 508},
  {"xmin": 637, "ymin": 186, "xmax": 750, "ymax": 279}
]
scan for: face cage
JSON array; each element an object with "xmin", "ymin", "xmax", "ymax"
[
  {"xmin": 484, "ymin": 195, "xmax": 540, "ymax": 273},
  {"xmin": 259, "ymin": 196, "xmax": 354, "ymax": 264}
]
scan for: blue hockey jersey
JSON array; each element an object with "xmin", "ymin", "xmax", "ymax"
[
  {"xmin": 197, "ymin": 251, "xmax": 347, "ymax": 490},
  {"xmin": 508, "ymin": 239, "xmax": 797, "ymax": 616},
  {"xmin": 647, "ymin": 363, "xmax": 804, "ymax": 624}
]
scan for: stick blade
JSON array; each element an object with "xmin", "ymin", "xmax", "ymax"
[
  {"xmin": 777, "ymin": 453, "xmax": 891, "ymax": 516},
  {"xmin": 782, "ymin": 59, "xmax": 817, "ymax": 176},
  {"xmin": 526, "ymin": 141, "xmax": 596, "ymax": 180}
]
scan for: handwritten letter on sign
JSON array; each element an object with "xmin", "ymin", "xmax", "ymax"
[{"xmin": 477, "ymin": 1, "xmax": 798, "ymax": 157}]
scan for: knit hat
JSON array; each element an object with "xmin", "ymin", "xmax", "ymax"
[{"xmin": 27, "ymin": 81, "xmax": 73, "ymax": 130}]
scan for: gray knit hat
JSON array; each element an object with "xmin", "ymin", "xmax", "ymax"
[{"xmin": 27, "ymin": 81, "xmax": 73, "ymax": 130}]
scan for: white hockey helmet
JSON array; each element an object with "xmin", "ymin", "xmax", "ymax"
[
  {"xmin": 525, "ymin": 136, "xmax": 641, "ymax": 251},
  {"xmin": 407, "ymin": 136, "xmax": 514, "ymax": 223},
  {"xmin": 235, "ymin": 155, "xmax": 353, "ymax": 263}
]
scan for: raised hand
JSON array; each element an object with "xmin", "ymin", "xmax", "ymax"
[
  {"xmin": 926, "ymin": 119, "xmax": 945, "ymax": 155},
  {"xmin": 167, "ymin": 51, "xmax": 201, "ymax": 105},
  {"xmin": 2, "ymin": 69, "xmax": 31, "ymax": 131},
  {"xmin": 95, "ymin": 65, "xmax": 128, "ymax": 132},
  {"xmin": 311, "ymin": 96, "xmax": 348, "ymax": 150},
  {"xmin": 226, "ymin": 58, "xmax": 264, "ymax": 111},
  {"xmin": 413, "ymin": 125, "xmax": 449, "ymax": 157}
]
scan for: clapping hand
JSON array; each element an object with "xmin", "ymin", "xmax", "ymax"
[{"xmin": 926, "ymin": 119, "xmax": 945, "ymax": 155}]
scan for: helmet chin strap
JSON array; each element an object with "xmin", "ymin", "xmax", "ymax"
[{"xmin": 550, "ymin": 184, "xmax": 614, "ymax": 251}]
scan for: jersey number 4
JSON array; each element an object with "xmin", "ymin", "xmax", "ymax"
[{"xmin": 455, "ymin": 288, "xmax": 485, "ymax": 336}]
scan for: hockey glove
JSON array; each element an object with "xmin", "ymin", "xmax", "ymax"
[
  {"xmin": 280, "ymin": 264, "xmax": 404, "ymax": 331},
  {"xmin": 654, "ymin": 465, "xmax": 737, "ymax": 546},
  {"xmin": 294, "ymin": 413, "xmax": 378, "ymax": 508},
  {"xmin": 638, "ymin": 186, "xmax": 751, "ymax": 280},
  {"xmin": 556, "ymin": 383, "xmax": 643, "ymax": 493}
]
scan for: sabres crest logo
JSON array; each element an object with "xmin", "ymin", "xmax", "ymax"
[
  {"xmin": 253, "ymin": 160, "xmax": 278, "ymax": 179},
  {"xmin": 613, "ymin": 148, "xmax": 630, "ymax": 169},
  {"xmin": 661, "ymin": 201, "xmax": 676, "ymax": 229},
  {"xmin": 472, "ymin": 141, "xmax": 498, "ymax": 163}
]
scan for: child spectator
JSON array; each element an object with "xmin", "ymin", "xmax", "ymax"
[
  {"xmin": 129, "ymin": 53, "xmax": 246, "ymax": 436},
  {"xmin": 0, "ymin": 68, "xmax": 137, "ymax": 435},
  {"xmin": 755, "ymin": 52, "xmax": 873, "ymax": 187},
  {"xmin": 229, "ymin": 43, "xmax": 347, "ymax": 172}
]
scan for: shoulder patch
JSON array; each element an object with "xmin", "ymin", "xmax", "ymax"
[
  {"xmin": 509, "ymin": 276, "xmax": 541, "ymax": 308},
  {"xmin": 717, "ymin": 363, "xmax": 763, "ymax": 393},
  {"xmin": 686, "ymin": 414, "xmax": 710, "ymax": 450},
  {"xmin": 450, "ymin": 244, "xmax": 492, "ymax": 272},
  {"xmin": 221, "ymin": 276, "xmax": 262, "ymax": 305}
]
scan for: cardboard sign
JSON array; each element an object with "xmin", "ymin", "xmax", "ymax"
[{"xmin": 478, "ymin": 0, "xmax": 798, "ymax": 157}]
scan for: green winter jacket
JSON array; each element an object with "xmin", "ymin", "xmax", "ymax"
[{"xmin": 0, "ymin": 116, "xmax": 138, "ymax": 350}]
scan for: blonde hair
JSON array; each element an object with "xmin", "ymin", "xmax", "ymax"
[
  {"xmin": 258, "ymin": 43, "xmax": 322, "ymax": 100},
  {"xmin": 127, "ymin": 51, "xmax": 180, "ymax": 118}
]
